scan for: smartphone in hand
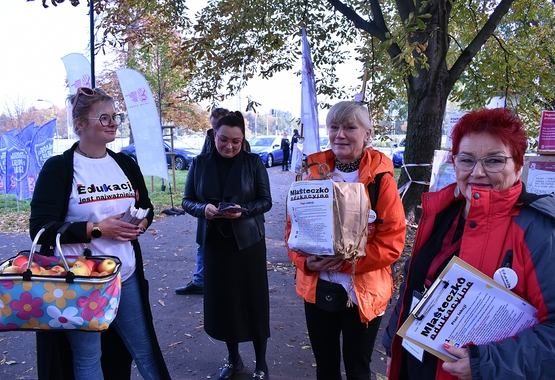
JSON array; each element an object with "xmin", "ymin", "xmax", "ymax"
[{"xmin": 216, "ymin": 202, "xmax": 248, "ymax": 215}]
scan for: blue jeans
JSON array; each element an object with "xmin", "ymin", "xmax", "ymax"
[
  {"xmin": 193, "ymin": 243, "xmax": 204, "ymax": 287},
  {"xmin": 66, "ymin": 270, "xmax": 161, "ymax": 380},
  {"xmin": 65, "ymin": 330, "xmax": 103, "ymax": 380}
]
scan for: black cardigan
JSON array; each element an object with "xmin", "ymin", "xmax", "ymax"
[
  {"xmin": 182, "ymin": 149, "xmax": 272, "ymax": 249},
  {"xmin": 29, "ymin": 142, "xmax": 171, "ymax": 380}
]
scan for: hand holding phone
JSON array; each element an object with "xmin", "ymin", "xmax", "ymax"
[{"xmin": 215, "ymin": 203, "xmax": 247, "ymax": 217}]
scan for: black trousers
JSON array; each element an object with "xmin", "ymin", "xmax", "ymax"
[
  {"xmin": 282, "ymin": 149, "xmax": 289, "ymax": 170},
  {"xmin": 304, "ymin": 301, "xmax": 383, "ymax": 380}
]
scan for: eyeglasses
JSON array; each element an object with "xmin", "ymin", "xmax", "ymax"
[
  {"xmin": 72, "ymin": 87, "xmax": 98, "ymax": 109},
  {"xmin": 89, "ymin": 114, "xmax": 123, "ymax": 127},
  {"xmin": 453, "ymin": 154, "xmax": 513, "ymax": 173},
  {"xmin": 216, "ymin": 134, "xmax": 243, "ymax": 147}
]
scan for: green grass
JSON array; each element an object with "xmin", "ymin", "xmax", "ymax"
[
  {"xmin": 0, "ymin": 195, "xmax": 31, "ymax": 213},
  {"xmin": 143, "ymin": 170, "xmax": 188, "ymax": 213},
  {"xmin": 394, "ymin": 168, "xmax": 400, "ymax": 181}
]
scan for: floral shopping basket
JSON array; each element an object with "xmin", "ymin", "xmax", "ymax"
[{"xmin": 0, "ymin": 223, "xmax": 122, "ymax": 332}]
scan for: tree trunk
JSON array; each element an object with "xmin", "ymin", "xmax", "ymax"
[{"xmin": 399, "ymin": 69, "xmax": 452, "ymax": 223}]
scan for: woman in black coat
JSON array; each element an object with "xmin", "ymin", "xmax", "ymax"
[{"xmin": 182, "ymin": 111, "xmax": 272, "ymax": 380}]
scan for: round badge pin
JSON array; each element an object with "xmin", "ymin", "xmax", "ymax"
[
  {"xmin": 368, "ymin": 209, "xmax": 377, "ymax": 223},
  {"xmin": 493, "ymin": 267, "xmax": 518, "ymax": 290}
]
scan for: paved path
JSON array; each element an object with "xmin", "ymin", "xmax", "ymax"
[{"xmin": 0, "ymin": 166, "xmax": 390, "ymax": 379}]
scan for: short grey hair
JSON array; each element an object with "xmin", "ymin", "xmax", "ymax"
[{"xmin": 326, "ymin": 101, "xmax": 372, "ymax": 133}]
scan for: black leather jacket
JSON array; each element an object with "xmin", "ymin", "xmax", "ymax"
[{"xmin": 182, "ymin": 149, "xmax": 272, "ymax": 250}]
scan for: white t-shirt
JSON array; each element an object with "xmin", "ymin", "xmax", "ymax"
[{"xmin": 62, "ymin": 153, "xmax": 137, "ymax": 281}]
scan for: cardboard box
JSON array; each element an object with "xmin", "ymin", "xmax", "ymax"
[
  {"xmin": 538, "ymin": 110, "xmax": 555, "ymax": 154},
  {"xmin": 521, "ymin": 155, "xmax": 555, "ymax": 195}
]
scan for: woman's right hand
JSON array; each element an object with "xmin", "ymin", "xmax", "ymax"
[
  {"xmin": 305, "ymin": 255, "xmax": 344, "ymax": 272},
  {"xmin": 204, "ymin": 203, "xmax": 219, "ymax": 220},
  {"xmin": 98, "ymin": 214, "xmax": 141, "ymax": 241}
]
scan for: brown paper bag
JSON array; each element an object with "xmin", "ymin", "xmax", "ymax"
[{"xmin": 331, "ymin": 180, "xmax": 368, "ymax": 261}]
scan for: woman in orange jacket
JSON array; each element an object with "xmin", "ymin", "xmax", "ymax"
[{"xmin": 285, "ymin": 101, "xmax": 406, "ymax": 379}]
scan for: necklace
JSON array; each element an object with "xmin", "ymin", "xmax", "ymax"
[
  {"xmin": 334, "ymin": 156, "xmax": 362, "ymax": 173},
  {"xmin": 76, "ymin": 144, "xmax": 107, "ymax": 159}
]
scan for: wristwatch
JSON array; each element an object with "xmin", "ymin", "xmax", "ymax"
[{"xmin": 91, "ymin": 222, "xmax": 102, "ymax": 238}]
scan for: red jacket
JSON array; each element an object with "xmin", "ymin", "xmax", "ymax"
[
  {"xmin": 388, "ymin": 181, "xmax": 555, "ymax": 380},
  {"xmin": 285, "ymin": 148, "xmax": 406, "ymax": 323}
]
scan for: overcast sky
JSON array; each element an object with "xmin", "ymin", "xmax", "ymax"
[{"xmin": 1, "ymin": 1, "xmax": 363, "ymax": 121}]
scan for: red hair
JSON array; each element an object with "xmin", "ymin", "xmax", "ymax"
[{"xmin": 451, "ymin": 108, "xmax": 527, "ymax": 170}]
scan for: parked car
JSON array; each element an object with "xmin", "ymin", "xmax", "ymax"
[
  {"xmin": 120, "ymin": 140, "xmax": 200, "ymax": 170},
  {"xmin": 392, "ymin": 138, "xmax": 406, "ymax": 168},
  {"xmin": 320, "ymin": 135, "xmax": 330, "ymax": 150},
  {"xmin": 249, "ymin": 136, "xmax": 284, "ymax": 167}
]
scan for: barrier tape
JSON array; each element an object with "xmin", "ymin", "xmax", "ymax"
[{"xmin": 397, "ymin": 159, "xmax": 431, "ymax": 200}]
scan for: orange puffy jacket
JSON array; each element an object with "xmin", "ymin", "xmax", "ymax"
[{"xmin": 285, "ymin": 147, "xmax": 406, "ymax": 323}]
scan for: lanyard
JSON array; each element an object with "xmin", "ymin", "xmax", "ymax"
[{"xmin": 424, "ymin": 212, "xmax": 462, "ymax": 289}]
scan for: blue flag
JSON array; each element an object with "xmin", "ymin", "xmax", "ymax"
[
  {"xmin": 17, "ymin": 122, "xmax": 37, "ymax": 152},
  {"xmin": 3, "ymin": 134, "xmax": 29, "ymax": 198},
  {"xmin": 32, "ymin": 118, "xmax": 56, "ymax": 172}
]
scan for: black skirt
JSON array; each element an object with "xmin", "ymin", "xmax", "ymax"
[{"xmin": 203, "ymin": 219, "xmax": 270, "ymax": 342}]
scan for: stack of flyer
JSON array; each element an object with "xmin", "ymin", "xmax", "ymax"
[{"xmin": 120, "ymin": 206, "xmax": 150, "ymax": 225}]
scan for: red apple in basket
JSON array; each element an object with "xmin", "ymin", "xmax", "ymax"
[
  {"xmin": 40, "ymin": 269, "xmax": 59, "ymax": 275},
  {"xmin": 13, "ymin": 255, "xmax": 30, "ymax": 267},
  {"xmin": 81, "ymin": 259, "xmax": 97, "ymax": 273},
  {"xmin": 51, "ymin": 265, "xmax": 66, "ymax": 273},
  {"xmin": 97, "ymin": 259, "xmax": 117, "ymax": 274},
  {"xmin": 69, "ymin": 264, "xmax": 91, "ymax": 276},
  {"xmin": 2, "ymin": 265, "xmax": 20, "ymax": 274},
  {"xmin": 18, "ymin": 261, "xmax": 41, "ymax": 274}
]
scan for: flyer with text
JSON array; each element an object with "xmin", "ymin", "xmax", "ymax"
[
  {"xmin": 397, "ymin": 257, "xmax": 538, "ymax": 362},
  {"xmin": 286, "ymin": 180, "xmax": 334, "ymax": 256}
]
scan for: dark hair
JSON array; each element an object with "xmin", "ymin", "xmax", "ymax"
[
  {"xmin": 215, "ymin": 111, "xmax": 248, "ymax": 151},
  {"xmin": 210, "ymin": 107, "xmax": 230, "ymax": 120},
  {"xmin": 67, "ymin": 87, "xmax": 114, "ymax": 136},
  {"xmin": 293, "ymin": 129, "xmax": 299, "ymax": 134},
  {"xmin": 451, "ymin": 108, "xmax": 527, "ymax": 170}
]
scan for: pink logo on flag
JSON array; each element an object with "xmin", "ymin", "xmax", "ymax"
[
  {"xmin": 138, "ymin": 88, "xmax": 148, "ymax": 102},
  {"xmin": 81, "ymin": 75, "xmax": 91, "ymax": 88},
  {"xmin": 70, "ymin": 75, "xmax": 91, "ymax": 90},
  {"xmin": 125, "ymin": 88, "xmax": 149, "ymax": 104},
  {"xmin": 27, "ymin": 176, "xmax": 36, "ymax": 193}
]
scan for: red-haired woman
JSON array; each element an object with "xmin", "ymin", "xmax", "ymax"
[{"xmin": 383, "ymin": 108, "xmax": 555, "ymax": 380}]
